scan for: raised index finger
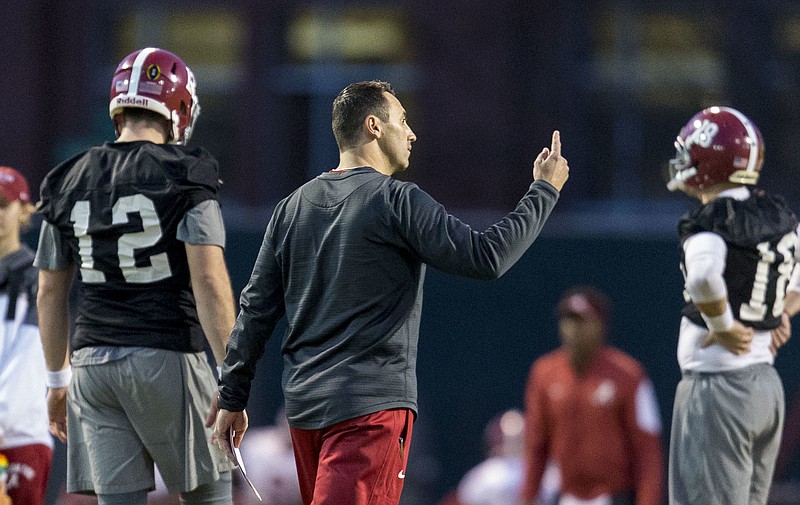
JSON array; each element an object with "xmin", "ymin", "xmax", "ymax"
[{"xmin": 550, "ymin": 130, "xmax": 561, "ymax": 156}]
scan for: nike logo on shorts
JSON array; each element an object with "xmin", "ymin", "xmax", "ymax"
[{"xmin": 398, "ymin": 470, "xmax": 406, "ymax": 479}]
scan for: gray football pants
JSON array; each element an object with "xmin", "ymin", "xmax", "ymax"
[{"xmin": 669, "ymin": 363, "xmax": 784, "ymax": 505}]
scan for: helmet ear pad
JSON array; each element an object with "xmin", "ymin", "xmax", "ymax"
[
  {"xmin": 109, "ymin": 47, "xmax": 200, "ymax": 145},
  {"xmin": 667, "ymin": 106, "xmax": 763, "ymax": 192}
]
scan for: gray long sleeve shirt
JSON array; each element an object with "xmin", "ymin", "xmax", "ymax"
[{"xmin": 218, "ymin": 167, "xmax": 560, "ymax": 429}]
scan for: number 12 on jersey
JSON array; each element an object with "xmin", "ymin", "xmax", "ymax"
[{"xmin": 70, "ymin": 194, "xmax": 172, "ymax": 284}]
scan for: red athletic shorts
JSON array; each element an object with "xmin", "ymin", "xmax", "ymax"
[
  {"xmin": 289, "ymin": 408, "xmax": 414, "ymax": 505},
  {"xmin": 2, "ymin": 443, "xmax": 53, "ymax": 505}
]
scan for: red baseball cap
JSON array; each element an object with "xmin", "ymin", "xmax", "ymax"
[
  {"xmin": 0, "ymin": 166, "xmax": 31, "ymax": 204},
  {"xmin": 556, "ymin": 286, "xmax": 611, "ymax": 325}
]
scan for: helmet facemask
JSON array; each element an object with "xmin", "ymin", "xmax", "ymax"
[
  {"xmin": 176, "ymin": 67, "xmax": 201, "ymax": 145},
  {"xmin": 666, "ymin": 136, "xmax": 695, "ymax": 192}
]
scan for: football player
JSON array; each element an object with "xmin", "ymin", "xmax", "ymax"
[
  {"xmin": 35, "ymin": 48, "xmax": 238, "ymax": 505},
  {"xmin": 666, "ymin": 106, "xmax": 798, "ymax": 505}
]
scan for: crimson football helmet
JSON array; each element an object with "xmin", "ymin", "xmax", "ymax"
[
  {"xmin": 109, "ymin": 47, "xmax": 200, "ymax": 145},
  {"xmin": 667, "ymin": 106, "xmax": 764, "ymax": 192}
]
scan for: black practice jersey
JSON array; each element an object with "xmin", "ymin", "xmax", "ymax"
[
  {"xmin": 678, "ymin": 190, "xmax": 797, "ymax": 331},
  {"xmin": 38, "ymin": 141, "xmax": 220, "ymax": 352}
]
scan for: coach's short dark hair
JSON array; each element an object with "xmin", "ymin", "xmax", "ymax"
[{"xmin": 332, "ymin": 81, "xmax": 395, "ymax": 150}]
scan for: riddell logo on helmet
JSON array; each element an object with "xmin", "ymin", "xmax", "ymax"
[{"xmin": 116, "ymin": 96, "xmax": 150, "ymax": 107}]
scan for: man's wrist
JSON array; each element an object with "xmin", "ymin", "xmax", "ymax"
[
  {"xmin": 47, "ymin": 366, "xmax": 72, "ymax": 388},
  {"xmin": 702, "ymin": 304, "xmax": 735, "ymax": 332}
]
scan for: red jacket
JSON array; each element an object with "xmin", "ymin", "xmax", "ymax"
[{"xmin": 521, "ymin": 346, "xmax": 664, "ymax": 505}]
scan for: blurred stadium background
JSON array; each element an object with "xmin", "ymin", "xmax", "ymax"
[{"xmin": 5, "ymin": 0, "xmax": 800, "ymax": 503}]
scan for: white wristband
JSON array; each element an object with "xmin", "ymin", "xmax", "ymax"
[
  {"xmin": 702, "ymin": 305, "xmax": 735, "ymax": 332},
  {"xmin": 47, "ymin": 367, "xmax": 72, "ymax": 388}
]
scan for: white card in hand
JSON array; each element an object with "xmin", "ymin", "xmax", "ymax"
[{"xmin": 228, "ymin": 428, "xmax": 263, "ymax": 501}]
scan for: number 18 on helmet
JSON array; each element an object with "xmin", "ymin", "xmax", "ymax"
[{"xmin": 667, "ymin": 106, "xmax": 764, "ymax": 192}]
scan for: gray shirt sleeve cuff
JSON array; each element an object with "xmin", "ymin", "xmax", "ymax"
[
  {"xmin": 176, "ymin": 200, "xmax": 226, "ymax": 248},
  {"xmin": 33, "ymin": 221, "xmax": 72, "ymax": 269}
]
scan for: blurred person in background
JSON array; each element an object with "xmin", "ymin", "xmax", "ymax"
[
  {"xmin": 665, "ymin": 107, "xmax": 797, "ymax": 505},
  {"xmin": 521, "ymin": 286, "xmax": 664, "ymax": 505},
  {"xmin": 35, "ymin": 47, "xmax": 236, "ymax": 505},
  {"xmin": 0, "ymin": 166, "xmax": 53, "ymax": 505},
  {"xmin": 438, "ymin": 409, "xmax": 560, "ymax": 505},
  {"xmin": 212, "ymin": 80, "xmax": 570, "ymax": 505},
  {"xmin": 235, "ymin": 409, "xmax": 302, "ymax": 505}
]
